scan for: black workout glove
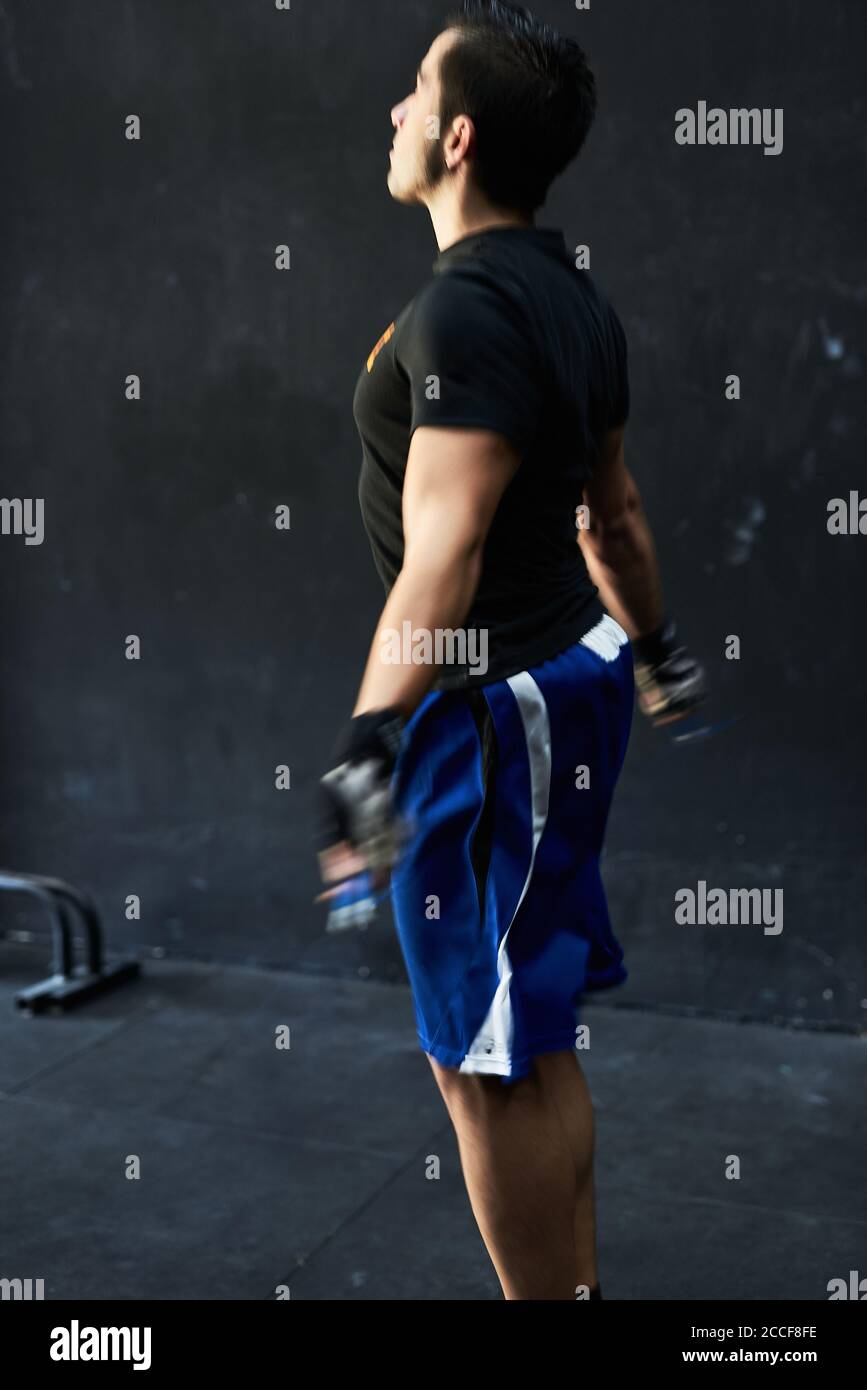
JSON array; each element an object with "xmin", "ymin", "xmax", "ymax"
[
  {"xmin": 316, "ymin": 707, "xmax": 409, "ymax": 877},
  {"xmin": 632, "ymin": 617, "xmax": 708, "ymax": 726}
]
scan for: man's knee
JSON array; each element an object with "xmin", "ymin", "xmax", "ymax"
[{"xmin": 425, "ymin": 1053, "xmax": 532, "ymax": 1110}]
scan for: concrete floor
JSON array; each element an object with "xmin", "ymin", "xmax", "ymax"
[{"xmin": 0, "ymin": 940, "xmax": 863, "ymax": 1301}]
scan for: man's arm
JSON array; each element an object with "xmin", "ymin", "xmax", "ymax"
[
  {"xmin": 315, "ymin": 425, "xmax": 518, "ymax": 896},
  {"xmin": 352, "ymin": 424, "xmax": 521, "ymax": 719},
  {"xmin": 577, "ymin": 423, "xmax": 664, "ymax": 639},
  {"xmin": 579, "ymin": 423, "xmax": 707, "ymax": 725}
]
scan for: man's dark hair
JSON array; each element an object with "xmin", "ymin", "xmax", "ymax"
[{"xmin": 439, "ymin": 0, "xmax": 597, "ymax": 215}]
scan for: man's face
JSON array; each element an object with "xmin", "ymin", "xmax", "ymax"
[{"xmin": 387, "ymin": 29, "xmax": 457, "ymax": 204}]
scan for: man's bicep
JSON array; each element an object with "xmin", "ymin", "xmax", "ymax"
[
  {"xmin": 582, "ymin": 423, "xmax": 636, "ymax": 524},
  {"xmin": 402, "ymin": 425, "xmax": 521, "ymax": 563}
]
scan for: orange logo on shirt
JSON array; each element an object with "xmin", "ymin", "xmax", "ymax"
[{"xmin": 366, "ymin": 321, "xmax": 395, "ymax": 372}]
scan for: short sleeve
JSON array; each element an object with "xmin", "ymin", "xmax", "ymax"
[
  {"xmin": 400, "ymin": 273, "xmax": 543, "ymax": 456},
  {"xmin": 605, "ymin": 302, "xmax": 630, "ymax": 429}
]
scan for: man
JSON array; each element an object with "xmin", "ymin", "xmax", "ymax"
[{"xmin": 317, "ymin": 0, "xmax": 705, "ymax": 1301}]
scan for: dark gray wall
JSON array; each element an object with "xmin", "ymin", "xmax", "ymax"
[{"xmin": 2, "ymin": 1, "xmax": 864, "ymax": 1025}]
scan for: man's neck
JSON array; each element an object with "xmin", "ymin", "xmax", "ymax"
[{"xmin": 430, "ymin": 199, "xmax": 535, "ymax": 254}]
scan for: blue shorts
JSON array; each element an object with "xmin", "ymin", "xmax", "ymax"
[{"xmin": 390, "ymin": 613, "xmax": 635, "ymax": 1083}]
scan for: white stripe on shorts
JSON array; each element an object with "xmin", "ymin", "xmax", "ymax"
[
  {"xmin": 459, "ymin": 670, "xmax": 551, "ymax": 1076},
  {"xmin": 580, "ymin": 613, "xmax": 630, "ymax": 662}
]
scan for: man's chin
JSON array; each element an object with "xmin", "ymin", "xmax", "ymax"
[{"xmin": 386, "ymin": 174, "xmax": 423, "ymax": 206}]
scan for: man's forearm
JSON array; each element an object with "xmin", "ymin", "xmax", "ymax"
[
  {"xmin": 352, "ymin": 546, "xmax": 483, "ymax": 719},
  {"xmin": 579, "ymin": 496, "xmax": 664, "ymax": 640}
]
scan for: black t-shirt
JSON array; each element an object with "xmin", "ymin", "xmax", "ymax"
[{"xmin": 352, "ymin": 225, "xmax": 629, "ymax": 692}]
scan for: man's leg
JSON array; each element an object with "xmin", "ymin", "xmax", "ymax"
[{"xmin": 427, "ymin": 1048, "xmax": 599, "ymax": 1300}]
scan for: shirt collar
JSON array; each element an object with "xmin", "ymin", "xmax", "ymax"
[{"xmin": 433, "ymin": 225, "xmax": 570, "ymax": 271}]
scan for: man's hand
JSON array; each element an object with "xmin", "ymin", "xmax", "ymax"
[
  {"xmin": 314, "ymin": 707, "xmax": 409, "ymax": 901},
  {"xmin": 632, "ymin": 618, "xmax": 708, "ymax": 727}
]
